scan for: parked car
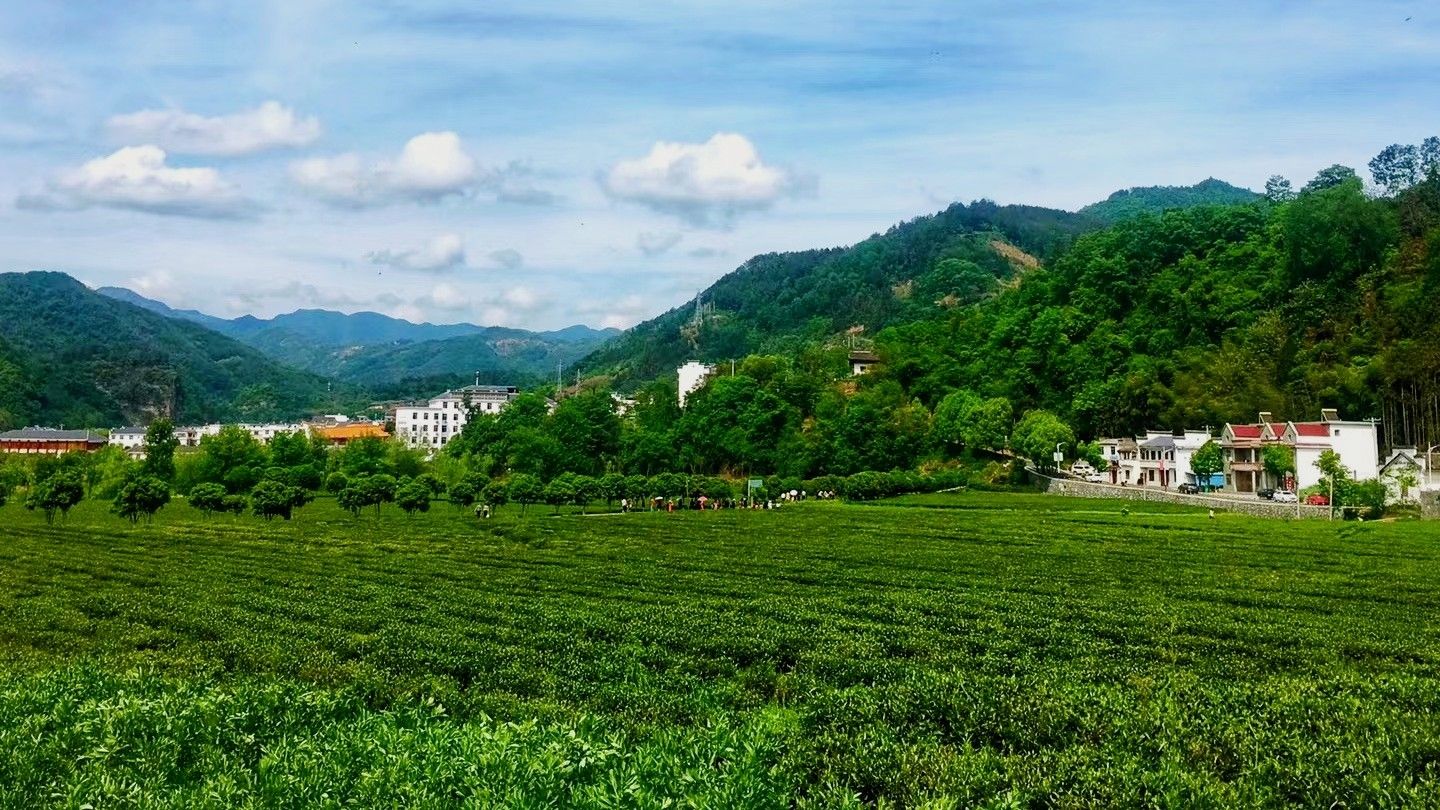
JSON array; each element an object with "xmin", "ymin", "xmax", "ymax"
[
  {"xmin": 1177, "ymin": 483, "xmax": 1200, "ymax": 494},
  {"xmin": 1084, "ymin": 472, "xmax": 1106, "ymax": 483},
  {"xmin": 1306, "ymin": 494, "xmax": 1330, "ymax": 506},
  {"xmin": 1256, "ymin": 488, "xmax": 1276, "ymax": 500},
  {"xmin": 1273, "ymin": 490, "xmax": 1298, "ymax": 503}
]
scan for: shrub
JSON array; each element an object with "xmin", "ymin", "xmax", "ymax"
[{"xmin": 111, "ymin": 473, "xmax": 171, "ymax": 525}]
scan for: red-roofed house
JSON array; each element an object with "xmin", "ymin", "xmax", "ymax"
[
  {"xmin": 1281, "ymin": 409, "xmax": 1378, "ymax": 490},
  {"xmin": 1219, "ymin": 413, "xmax": 1282, "ymax": 493}
]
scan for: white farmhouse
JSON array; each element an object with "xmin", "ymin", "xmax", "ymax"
[
  {"xmin": 109, "ymin": 426, "xmax": 147, "ymax": 457},
  {"xmin": 1281, "ymin": 409, "xmax": 1379, "ymax": 490},
  {"xmin": 677, "ymin": 361, "xmax": 714, "ymax": 408},
  {"xmin": 395, "ymin": 384, "xmax": 520, "ymax": 449}
]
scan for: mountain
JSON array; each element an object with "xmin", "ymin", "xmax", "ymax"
[
  {"xmin": 96, "ymin": 288, "xmax": 619, "ymax": 390},
  {"xmin": 0, "ymin": 273, "xmax": 341, "ymax": 429},
  {"xmin": 1078, "ymin": 178, "xmax": 1260, "ymax": 223},
  {"xmin": 578, "ymin": 199, "xmax": 1101, "ymax": 384}
]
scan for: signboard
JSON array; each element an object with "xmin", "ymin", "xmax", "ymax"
[
  {"xmin": 747, "ymin": 478, "xmax": 763, "ymax": 492},
  {"xmin": 1052, "ymin": 451, "xmax": 1064, "ymax": 463}
]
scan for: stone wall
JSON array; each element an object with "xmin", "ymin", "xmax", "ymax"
[
  {"xmin": 1421, "ymin": 491, "xmax": 1440, "ymax": 520},
  {"xmin": 1029, "ymin": 470, "xmax": 1329, "ymax": 519}
]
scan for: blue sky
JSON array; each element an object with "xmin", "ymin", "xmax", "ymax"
[{"xmin": 1, "ymin": 1, "xmax": 1435, "ymax": 330}]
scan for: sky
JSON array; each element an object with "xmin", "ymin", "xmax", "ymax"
[{"xmin": 1, "ymin": 1, "xmax": 1436, "ymax": 331}]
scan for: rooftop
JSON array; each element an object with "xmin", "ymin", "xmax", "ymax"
[
  {"xmin": 0, "ymin": 428, "xmax": 108, "ymax": 442},
  {"xmin": 317, "ymin": 424, "xmax": 390, "ymax": 440}
]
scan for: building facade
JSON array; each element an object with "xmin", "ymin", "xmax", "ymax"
[
  {"xmin": 395, "ymin": 385, "xmax": 520, "ymax": 449},
  {"xmin": 677, "ymin": 361, "xmax": 714, "ymax": 408},
  {"xmin": 0, "ymin": 428, "xmax": 108, "ymax": 455},
  {"xmin": 1220, "ymin": 409, "xmax": 1378, "ymax": 493}
]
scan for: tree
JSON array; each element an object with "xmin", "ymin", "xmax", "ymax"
[
  {"xmin": 1010, "ymin": 410, "xmax": 1075, "ymax": 471},
  {"xmin": 597, "ymin": 473, "xmax": 625, "ymax": 507},
  {"xmin": 325, "ymin": 472, "xmax": 349, "ymax": 493},
  {"xmin": 1303, "ymin": 164, "xmax": 1359, "ymax": 193},
  {"xmin": 395, "ymin": 478, "xmax": 432, "ymax": 516},
  {"xmin": 448, "ymin": 479, "xmax": 477, "ymax": 509},
  {"xmin": 414, "ymin": 473, "xmax": 447, "ymax": 496},
  {"xmin": 1264, "ymin": 175, "xmax": 1295, "ymax": 203},
  {"xmin": 1422, "ymin": 136, "xmax": 1440, "ymax": 178},
  {"xmin": 251, "ymin": 479, "xmax": 305, "ymax": 521},
  {"xmin": 141, "ymin": 418, "xmax": 179, "ymax": 482},
  {"xmin": 111, "ymin": 472, "xmax": 171, "ymax": 525},
  {"xmin": 544, "ymin": 474, "xmax": 579, "ymax": 514},
  {"xmin": 195, "ymin": 426, "xmax": 267, "ymax": 494},
  {"xmin": 25, "ymin": 468, "xmax": 85, "ymax": 524},
  {"xmin": 1261, "ymin": 444, "xmax": 1295, "ymax": 485},
  {"xmin": 1189, "ymin": 440, "xmax": 1223, "ymax": 489},
  {"xmin": 570, "ymin": 474, "xmax": 597, "ymax": 514},
  {"xmin": 188, "ymin": 482, "xmax": 228, "ymax": 518},
  {"xmin": 482, "ymin": 479, "xmax": 510, "ymax": 511},
  {"xmin": 507, "ymin": 474, "xmax": 543, "ymax": 515},
  {"xmin": 1369, "ymin": 143, "xmax": 1420, "ymax": 195}
]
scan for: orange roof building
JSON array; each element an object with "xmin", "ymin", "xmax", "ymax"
[{"xmin": 315, "ymin": 423, "xmax": 389, "ymax": 446}]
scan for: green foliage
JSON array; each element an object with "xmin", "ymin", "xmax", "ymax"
[
  {"xmin": 1261, "ymin": 444, "xmax": 1296, "ymax": 480},
  {"xmin": 194, "ymin": 426, "xmax": 267, "ymax": 494},
  {"xmin": 447, "ymin": 480, "xmax": 477, "ymax": 508},
  {"xmin": 23, "ymin": 467, "xmax": 84, "ymax": 524},
  {"xmin": 250, "ymin": 479, "xmax": 306, "ymax": 521},
  {"xmin": 507, "ymin": 473, "xmax": 543, "ymax": 515},
  {"xmin": 0, "ymin": 272, "xmax": 333, "ymax": 427},
  {"xmin": 324, "ymin": 472, "xmax": 349, "ymax": 494},
  {"xmin": 109, "ymin": 471, "xmax": 171, "ymax": 525},
  {"xmin": 141, "ymin": 418, "xmax": 179, "ymax": 482},
  {"xmin": 2, "ymin": 495, "xmax": 1438, "ymax": 804},
  {"xmin": 187, "ymin": 482, "xmax": 228, "ymax": 517},
  {"xmin": 394, "ymin": 478, "xmax": 432, "ymax": 516},
  {"xmin": 1010, "ymin": 410, "xmax": 1075, "ymax": 470},
  {"xmin": 1079, "ymin": 177, "xmax": 1259, "ymax": 223},
  {"xmin": 1189, "ymin": 440, "xmax": 1224, "ymax": 479}
]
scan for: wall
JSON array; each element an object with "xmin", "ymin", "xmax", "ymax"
[
  {"xmin": 1330, "ymin": 423, "xmax": 1379, "ymax": 480},
  {"xmin": 1029, "ymin": 470, "xmax": 1329, "ymax": 519}
]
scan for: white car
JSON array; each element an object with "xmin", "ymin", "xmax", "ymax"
[
  {"xmin": 1273, "ymin": 491, "xmax": 1298, "ymax": 503},
  {"xmin": 1084, "ymin": 472, "xmax": 1106, "ymax": 483}
]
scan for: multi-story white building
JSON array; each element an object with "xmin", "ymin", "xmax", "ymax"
[
  {"xmin": 1282, "ymin": 409, "xmax": 1379, "ymax": 490},
  {"xmin": 109, "ymin": 426, "xmax": 147, "ymax": 456},
  {"xmin": 677, "ymin": 361, "xmax": 714, "ymax": 408},
  {"xmin": 395, "ymin": 384, "xmax": 520, "ymax": 449}
]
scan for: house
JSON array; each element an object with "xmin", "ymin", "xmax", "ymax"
[
  {"xmin": 0, "ymin": 428, "xmax": 108, "ymax": 455},
  {"xmin": 109, "ymin": 426, "xmax": 147, "ymax": 457},
  {"xmin": 677, "ymin": 361, "xmax": 714, "ymax": 408},
  {"xmin": 1098, "ymin": 437, "xmax": 1138, "ymax": 484},
  {"xmin": 238, "ymin": 423, "xmax": 304, "ymax": 443},
  {"xmin": 1220, "ymin": 414, "xmax": 1283, "ymax": 493},
  {"xmin": 1378, "ymin": 447, "xmax": 1425, "ymax": 503},
  {"xmin": 1281, "ymin": 409, "xmax": 1379, "ymax": 490},
  {"xmin": 316, "ymin": 423, "xmax": 390, "ymax": 447},
  {"xmin": 395, "ymin": 384, "xmax": 520, "ymax": 449},
  {"xmin": 1220, "ymin": 409, "xmax": 1379, "ymax": 493},
  {"xmin": 849, "ymin": 350, "xmax": 880, "ymax": 376}
]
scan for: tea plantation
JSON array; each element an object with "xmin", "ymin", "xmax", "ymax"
[{"xmin": 1, "ymin": 493, "xmax": 1438, "ymax": 807}]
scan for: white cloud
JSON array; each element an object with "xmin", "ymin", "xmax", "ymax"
[
  {"xmin": 128, "ymin": 270, "xmax": 175, "ymax": 299},
  {"xmin": 367, "ymin": 232, "xmax": 466, "ymax": 273},
  {"xmin": 574, "ymin": 293, "xmax": 649, "ymax": 330},
  {"xmin": 291, "ymin": 131, "xmax": 478, "ymax": 207},
  {"xmin": 601, "ymin": 133, "xmax": 809, "ymax": 227},
  {"xmin": 422, "ymin": 282, "xmax": 471, "ymax": 311},
  {"xmin": 17, "ymin": 145, "xmax": 257, "ymax": 218},
  {"xmin": 636, "ymin": 230, "xmax": 682, "ymax": 257},
  {"xmin": 105, "ymin": 101, "xmax": 322, "ymax": 156},
  {"xmin": 479, "ymin": 160, "xmax": 558, "ymax": 205}
]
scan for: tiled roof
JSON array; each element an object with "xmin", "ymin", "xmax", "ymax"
[
  {"xmin": 0, "ymin": 428, "xmax": 108, "ymax": 442},
  {"xmin": 317, "ymin": 424, "xmax": 389, "ymax": 440},
  {"xmin": 1229, "ymin": 424, "xmax": 1264, "ymax": 439},
  {"xmin": 1291, "ymin": 422, "xmax": 1330, "ymax": 438}
]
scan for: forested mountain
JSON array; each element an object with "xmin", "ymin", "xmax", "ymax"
[
  {"xmin": 1079, "ymin": 178, "xmax": 1259, "ymax": 223},
  {"xmin": 579, "ymin": 201, "xmax": 1102, "ymax": 383},
  {"xmin": 97, "ymin": 287, "xmax": 618, "ymax": 389},
  {"xmin": 0, "ymin": 273, "xmax": 340, "ymax": 429}
]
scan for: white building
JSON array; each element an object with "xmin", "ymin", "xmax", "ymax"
[
  {"xmin": 238, "ymin": 423, "xmax": 304, "ymax": 443},
  {"xmin": 677, "ymin": 361, "xmax": 714, "ymax": 408},
  {"xmin": 1379, "ymin": 448, "xmax": 1426, "ymax": 503},
  {"xmin": 849, "ymin": 350, "xmax": 879, "ymax": 376},
  {"xmin": 395, "ymin": 384, "xmax": 520, "ymax": 449},
  {"xmin": 1281, "ymin": 409, "xmax": 1379, "ymax": 490},
  {"xmin": 109, "ymin": 426, "xmax": 147, "ymax": 457}
]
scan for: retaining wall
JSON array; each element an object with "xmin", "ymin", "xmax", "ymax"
[{"xmin": 1029, "ymin": 470, "xmax": 1329, "ymax": 519}]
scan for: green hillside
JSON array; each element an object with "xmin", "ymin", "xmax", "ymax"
[
  {"xmin": 579, "ymin": 200, "xmax": 1101, "ymax": 384},
  {"xmin": 0, "ymin": 272, "xmax": 340, "ymax": 429},
  {"xmin": 1079, "ymin": 178, "xmax": 1260, "ymax": 223}
]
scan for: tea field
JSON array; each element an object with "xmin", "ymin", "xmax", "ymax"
[{"xmin": 2, "ymin": 492, "xmax": 1439, "ymax": 807}]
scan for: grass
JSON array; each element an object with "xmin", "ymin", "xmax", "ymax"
[{"xmin": 2, "ymin": 494, "xmax": 1439, "ymax": 806}]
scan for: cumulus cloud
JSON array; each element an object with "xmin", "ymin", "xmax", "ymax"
[
  {"xmin": 688, "ymin": 246, "xmax": 729, "ymax": 259},
  {"xmin": 367, "ymin": 232, "xmax": 466, "ymax": 273},
  {"xmin": 601, "ymin": 133, "xmax": 809, "ymax": 227},
  {"xmin": 17, "ymin": 145, "xmax": 257, "ymax": 218},
  {"xmin": 488, "ymin": 248, "xmax": 524, "ymax": 270},
  {"xmin": 105, "ymin": 101, "xmax": 321, "ymax": 156},
  {"xmin": 574, "ymin": 293, "xmax": 649, "ymax": 330},
  {"xmin": 291, "ymin": 131, "xmax": 478, "ymax": 207},
  {"xmin": 636, "ymin": 230, "xmax": 682, "ymax": 257}
]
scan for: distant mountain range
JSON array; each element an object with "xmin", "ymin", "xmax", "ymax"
[
  {"xmin": 97, "ymin": 287, "xmax": 619, "ymax": 392},
  {"xmin": 0, "ymin": 273, "xmax": 339, "ymax": 428}
]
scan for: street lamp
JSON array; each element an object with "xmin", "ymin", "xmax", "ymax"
[{"xmin": 1426, "ymin": 443, "xmax": 1440, "ymax": 490}]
